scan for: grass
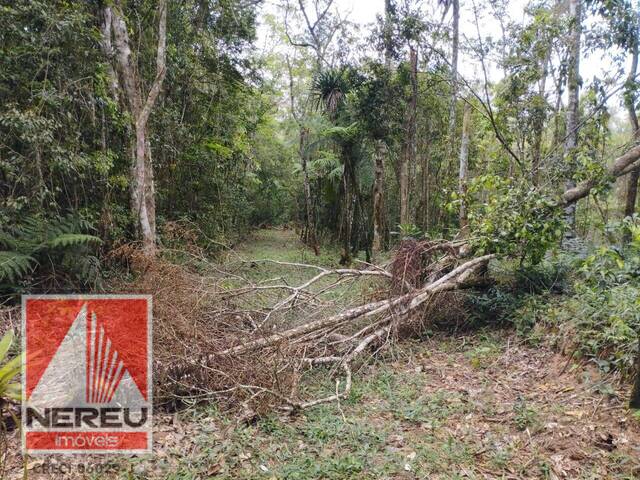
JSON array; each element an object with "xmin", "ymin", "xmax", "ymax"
[
  {"xmin": 128, "ymin": 363, "xmax": 485, "ymax": 479},
  {"xmin": 218, "ymin": 229, "xmax": 386, "ymax": 325},
  {"xmin": 118, "ymin": 328, "xmax": 640, "ymax": 479},
  {"xmin": 13, "ymin": 229, "xmax": 639, "ymax": 479}
]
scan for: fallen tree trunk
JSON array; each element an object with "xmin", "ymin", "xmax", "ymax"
[
  {"xmin": 562, "ymin": 144, "xmax": 640, "ymax": 205},
  {"xmin": 216, "ymin": 254, "xmax": 494, "ymax": 357}
]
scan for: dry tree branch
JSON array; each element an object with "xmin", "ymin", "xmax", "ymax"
[{"xmin": 216, "ymin": 254, "xmax": 494, "ymax": 357}]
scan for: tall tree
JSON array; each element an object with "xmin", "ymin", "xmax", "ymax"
[
  {"xmin": 562, "ymin": 0, "xmax": 582, "ymax": 240},
  {"xmin": 458, "ymin": 100, "xmax": 471, "ymax": 236},
  {"xmin": 399, "ymin": 46, "xmax": 418, "ymax": 225},
  {"xmin": 283, "ymin": 0, "xmax": 344, "ymax": 253},
  {"xmin": 623, "ymin": 14, "xmax": 640, "ymax": 239},
  {"xmin": 105, "ymin": 0, "xmax": 167, "ymax": 254},
  {"xmin": 372, "ymin": 0, "xmax": 396, "ymax": 255},
  {"xmin": 447, "ymin": 0, "xmax": 460, "ymax": 159}
]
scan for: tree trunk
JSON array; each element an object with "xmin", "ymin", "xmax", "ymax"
[
  {"xmin": 562, "ymin": 144, "xmax": 640, "ymax": 205},
  {"xmin": 300, "ymin": 127, "xmax": 319, "ymax": 254},
  {"xmin": 372, "ymin": 140, "xmax": 386, "ymax": 254},
  {"xmin": 531, "ymin": 51, "xmax": 550, "ymax": 185},
  {"xmin": 384, "ymin": 0, "xmax": 394, "ymax": 70},
  {"xmin": 458, "ymin": 101, "xmax": 471, "ymax": 236},
  {"xmin": 623, "ymin": 29, "xmax": 640, "ymax": 243},
  {"xmin": 562, "ymin": 0, "xmax": 582, "ymax": 242},
  {"xmin": 339, "ymin": 157, "xmax": 354, "ymax": 265},
  {"xmin": 399, "ymin": 46, "xmax": 418, "ymax": 226},
  {"xmin": 286, "ymin": 55, "xmax": 318, "ymax": 255},
  {"xmin": 99, "ymin": 8, "xmax": 119, "ymax": 103},
  {"xmin": 447, "ymin": 0, "xmax": 460, "ymax": 159},
  {"xmin": 109, "ymin": 0, "xmax": 167, "ymax": 255},
  {"xmin": 627, "ymin": 12, "xmax": 640, "ymax": 410}
]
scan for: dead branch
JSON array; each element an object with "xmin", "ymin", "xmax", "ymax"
[{"xmin": 216, "ymin": 254, "xmax": 493, "ymax": 357}]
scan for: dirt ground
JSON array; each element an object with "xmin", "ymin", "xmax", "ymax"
[
  {"xmin": 4, "ymin": 230, "xmax": 640, "ymax": 479},
  {"xmin": 6, "ymin": 332, "xmax": 640, "ymax": 479}
]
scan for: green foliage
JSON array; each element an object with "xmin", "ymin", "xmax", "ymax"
[
  {"xmin": 395, "ymin": 223, "xmax": 423, "ymax": 239},
  {"xmin": 513, "ymin": 398, "xmax": 539, "ymax": 431},
  {"xmin": 580, "ymin": 216, "xmax": 640, "ymax": 286},
  {"xmin": 0, "ymin": 214, "xmax": 101, "ymax": 292},
  {"xmin": 512, "ymin": 219, "xmax": 640, "ymax": 376},
  {"xmin": 0, "ymin": 330, "xmax": 22, "ymax": 402},
  {"xmin": 0, "ymin": 252, "xmax": 35, "ymax": 284},
  {"xmin": 312, "ymin": 69, "xmax": 352, "ymax": 117},
  {"xmin": 468, "ymin": 175, "xmax": 564, "ymax": 265}
]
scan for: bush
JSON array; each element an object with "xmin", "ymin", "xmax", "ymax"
[
  {"xmin": 511, "ymin": 219, "xmax": 640, "ymax": 376},
  {"xmin": 542, "ymin": 284, "xmax": 640, "ymax": 375}
]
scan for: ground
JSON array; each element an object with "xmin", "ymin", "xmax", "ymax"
[{"xmin": 6, "ymin": 230, "xmax": 640, "ymax": 479}]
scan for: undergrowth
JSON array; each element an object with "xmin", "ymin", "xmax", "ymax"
[{"xmin": 503, "ymin": 217, "xmax": 640, "ymax": 378}]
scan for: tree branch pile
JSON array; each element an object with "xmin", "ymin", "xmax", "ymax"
[
  {"xmin": 124, "ymin": 236, "xmax": 492, "ymax": 415},
  {"xmin": 111, "ymin": 141, "xmax": 640, "ymax": 415}
]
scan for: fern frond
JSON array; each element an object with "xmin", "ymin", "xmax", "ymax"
[
  {"xmin": 0, "ymin": 251, "xmax": 36, "ymax": 282},
  {"xmin": 41, "ymin": 233, "xmax": 102, "ymax": 250},
  {"xmin": 0, "ymin": 232, "xmax": 18, "ymax": 250}
]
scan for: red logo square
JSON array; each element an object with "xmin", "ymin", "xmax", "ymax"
[{"xmin": 22, "ymin": 295, "xmax": 152, "ymax": 454}]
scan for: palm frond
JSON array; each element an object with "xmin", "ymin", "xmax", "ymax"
[{"xmin": 312, "ymin": 69, "xmax": 350, "ymax": 117}]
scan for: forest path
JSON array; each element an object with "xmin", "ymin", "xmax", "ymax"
[
  {"xmin": 142, "ymin": 330, "xmax": 640, "ymax": 479},
  {"xmin": 12, "ymin": 230, "xmax": 640, "ymax": 479},
  {"xmin": 144, "ymin": 230, "xmax": 640, "ymax": 479}
]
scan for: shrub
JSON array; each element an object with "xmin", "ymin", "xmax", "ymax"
[{"xmin": 510, "ymin": 218, "xmax": 640, "ymax": 376}]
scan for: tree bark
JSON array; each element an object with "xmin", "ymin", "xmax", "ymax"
[
  {"xmin": 109, "ymin": 0, "xmax": 167, "ymax": 255},
  {"xmin": 99, "ymin": 8, "xmax": 119, "ymax": 103},
  {"xmin": 384, "ymin": 0, "xmax": 394, "ymax": 70},
  {"xmin": 458, "ymin": 101, "xmax": 471, "ymax": 236},
  {"xmin": 372, "ymin": 140, "xmax": 386, "ymax": 254},
  {"xmin": 399, "ymin": 46, "xmax": 418, "ymax": 226},
  {"xmin": 447, "ymin": 0, "xmax": 460, "ymax": 159},
  {"xmin": 562, "ymin": 0, "xmax": 582, "ymax": 241},
  {"xmin": 623, "ymin": 28, "xmax": 640, "ymax": 243},
  {"xmin": 626, "ymin": 11, "xmax": 640, "ymax": 410},
  {"xmin": 300, "ymin": 127, "xmax": 319, "ymax": 254},
  {"xmin": 562, "ymin": 144, "xmax": 640, "ymax": 205},
  {"xmin": 339, "ymin": 155, "xmax": 355, "ymax": 265},
  {"xmin": 531, "ymin": 50, "xmax": 550, "ymax": 185}
]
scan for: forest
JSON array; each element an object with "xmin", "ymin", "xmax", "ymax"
[{"xmin": 2, "ymin": 0, "xmax": 640, "ymax": 477}]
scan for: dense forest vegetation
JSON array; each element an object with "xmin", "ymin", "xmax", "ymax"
[
  {"xmin": 1, "ymin": 0, "xmax": 638, "ymax": 272},
  {"xmin": 3, "ymin": 0, "xmax": 640, "ymax": 477}
]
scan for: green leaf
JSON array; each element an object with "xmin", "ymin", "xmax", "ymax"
[
  {"xmin": 0, "ymin": 330, "xmax": 14, "ymax": 365},
  {"xmin": 0, "ymin": 353, "xmax": 22, "ymax": 385},
  {"xmin": 3, "ymin": 383, "xmax": 21, "ymax": 401},
  {"xmin": 0, "ymin": 251, "xmax": 36, "ymax": 282},
  {"xmin": 41, "ymin": 233, "xmax": 101, "ymax": 250}
]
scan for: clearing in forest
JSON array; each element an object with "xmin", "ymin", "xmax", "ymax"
[{"xmin": 8, "ymin": 229, "xmax": 640, "ymax": 480}]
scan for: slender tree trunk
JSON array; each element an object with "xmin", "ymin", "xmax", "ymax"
[
  {"xmin": 99, "ymin": 8, "xmax": 119, "ymax": 103},
  {"xmin": 422, "ymin": 143, "xmax": 431, "ymax": 231},
  {"xmin": 626, "ymin": 14, "xmax": 640, "ymax": 410},
  {"xmin": 384, "ymin": 0, "xmax": 394, "ymax": 70},
  {"xmin": 532, "ymin": 51, "xmax": 550, "ymax": 185},
  {"xmin": 300, "ymin": 127, "xmax": 319, "ymax": 254},
  {"xmin": 370, "ymin": 0, "xmax": 393, "ymax": 257},
  {"xmin": 372, "ymin": 140, "xmax": 386, "ymax": 254},
  {"xmin": 447, "ymin": 0, "xmax": 460, "ymax": 159},
  {"xmin": 340, "ymin": 156, "xmax": 354, "ymax": 265},
  {"xmin": 562, "ymin": 0, "xmax": 582, "ymax": 242},
  {"xmin": 399, "ymin": 46, "xmax": 418, "ymax": 226},
  {"xmin": 109, "ymin": 0, "xmax": 167, "ymax": 255},
  {"xmin": 624, "ymin": 31, "xmax": 640, "ymax": 241},
  {"xmin": 458, "ymin": 101, "xmax": 471, "ymax": 236},
  {"xmin": 286, "ymin": 55, "xmax": 318, "ymax": 254}
]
